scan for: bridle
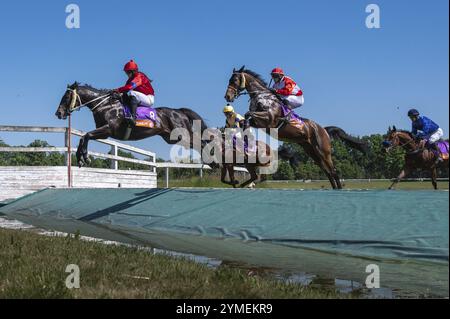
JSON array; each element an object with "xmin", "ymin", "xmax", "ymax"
[
  {"xmin": 66, "ymin": 88, "xmax": 112, "ymax": 113},
  {"xmin": 227, "ymin": 72, "xmax": 269, "ymax": 100},
  {"xmin": 385, "ymin": 132, "xmax": 418, "ymax": 153},
  {"xmin": 227, "ymin": 72, "xmax": 247, "ymax": 100}
]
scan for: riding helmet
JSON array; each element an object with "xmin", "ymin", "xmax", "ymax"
[
  {"xmin": 223, "ymin": 104, "xmax": 234, "ymax": 113},
  {"xmin": 124, "ymin": 60, "xmax": 139, "ymax": 72},
  {"xmin": 407, "ymin": 109, "xmax": 420, "ymax": 117},
  {"xmin": 271, "ymin": 67, "xmax": 284, "ymax": 75}
]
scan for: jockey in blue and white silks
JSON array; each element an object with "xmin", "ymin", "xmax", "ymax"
[{"xmin": 408, "ymin": 108, "xmax": 444, "ymax": 164}]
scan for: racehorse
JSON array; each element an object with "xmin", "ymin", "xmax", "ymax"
[
  {"xmin": 383, "ymin": 126, "xmax": 449, "ymax": 190},
  {"xmin": 224, "ymin": 66, "xmax": 368, "ymax": 189},
  {"xmin": 215, "ymin": 132, "xmax": 274, "ymax": 188},
  {"xmin": 55, "ymin": 82, "xmax": 207, "ymax": 167}
]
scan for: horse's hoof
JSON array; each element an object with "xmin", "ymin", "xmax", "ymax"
[
  {"xmin": 78, "ymin": 160, "xmax": 84, "ymax": 168},
  {"xmin": 84, "ymin": 157, "xmax": 91, "ymax": 165}
]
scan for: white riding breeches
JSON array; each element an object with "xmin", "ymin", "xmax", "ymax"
[
  {"xmin": 428, "ymin": 128, "xmax": 444, "ymax": 143},
  {"xmin": 283, "ymin": 95, "xmax": 304, "ymax": 109},
  {"xmin": 128, "ymin": 90, "xmax": 155, "ymax": 107}
]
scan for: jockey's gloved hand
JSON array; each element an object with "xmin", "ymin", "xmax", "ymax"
[
  {"xmin": 110, "ymin": 90, "xmax": 122, "ymax": 101},
  {"xmin": 269, "ymin": 88, "xmax": 277, "ymax": 94}
]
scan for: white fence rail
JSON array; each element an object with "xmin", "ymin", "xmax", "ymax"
[
  {"xmin": 0, "ymin": 124, "xmax": 248, "ymax": 189},
  {"xmin": 0, "ymin": 125, "xmax": 157, "ymax": 188}
]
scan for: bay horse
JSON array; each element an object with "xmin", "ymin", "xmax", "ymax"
[
  {"xmin": 383, "ymin": 126, "xmax": 449, "ymax": 190},
  {"xmin": 216, "ymin": 132, "xmax": 274, "ymax": 188},
  {"xmin": 55, "ymin": 82, "xmax": 207, "ymax": 167},
  {"xmin": 224, "ymin": 66, "xmax": 368, "ymax": 189}
]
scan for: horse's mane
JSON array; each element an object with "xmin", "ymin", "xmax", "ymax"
[
  {"xmin": 81, "ymin": 84, "xmax": 111, "ymax": 94},
  {"xmin": 393, "ymin": 129, "xmax": 413, "ymax": 138},
  {"xmin": 243, "ymin": 69, "xmax": 269, "ymax": 88}
]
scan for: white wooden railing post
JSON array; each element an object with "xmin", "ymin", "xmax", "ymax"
[
  {"xmin": 110, "ymin": 145, "xmax": 118, "ymax": 170},
  {"xmin": 165, "ymin": 167, "xmax": 169, "ymax": 188}
]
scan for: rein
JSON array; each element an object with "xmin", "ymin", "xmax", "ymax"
[
  {"xmin": 68, "ymin": 88, "xmax": 112, "ymax": 113},
  {"xmin": 398, "ymin": 135, "xmax": 418, "ymax": 150},
  {"xmin": 228, "ymin": 72, "xmax": 271, "ymax": 100}
]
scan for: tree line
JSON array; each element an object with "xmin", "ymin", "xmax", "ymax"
[{"xmin": 0, "ymin": 134, "xmax": 448, "ymax": 180}]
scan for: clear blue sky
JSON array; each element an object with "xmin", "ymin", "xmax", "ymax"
[{"xmin": 0, "ymin": 0, "xmax": 448, "ymax": 159}]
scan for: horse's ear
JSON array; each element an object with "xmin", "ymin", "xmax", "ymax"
[
  {"xmin": 232, "ymin": 67, "xmax": 236, "ymax": 73},
  {"xmin": 393, "ymin": 125, "xmax": 397, "ymax": 131},
  {"xmin": 238, "ymin": 65, "xmax": 245, "ymax": 72},
  {"xmin": 388, "ymin": 126, "xmax": 391, "ymax": 132}
]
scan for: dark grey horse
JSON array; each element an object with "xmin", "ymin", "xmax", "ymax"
[{"xmin": 55, "ymin": 82, "xmax": 207, "ymax": 167}]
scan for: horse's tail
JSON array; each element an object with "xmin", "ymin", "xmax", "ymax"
[
  {"xmin": 179, "ymin": 108, "xmax": 208, "ymax": 133},
  {"xmin": 325, "ymin": 126, "xmax": 368, "ymax": 154}
]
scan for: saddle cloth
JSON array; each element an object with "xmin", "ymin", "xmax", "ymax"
[
  {"xmin": 123, "ymin": 105, "xmax": 160, "ymax": 128},
  {"xmin": 437, "ymin": 140, "xmax": 449, "ymax": 160},
  {"xmin": 280, "ymin": 104, "xmax": 304, "ymax": 129}
]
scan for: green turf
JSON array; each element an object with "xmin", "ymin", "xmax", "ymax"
[
  {"xmin": 159, "ymin": 177, "xmax": 449, "ymax": 190},
  {"xmin": 0, "ymin": 228, "xmax": 354, "ymax": 299}
]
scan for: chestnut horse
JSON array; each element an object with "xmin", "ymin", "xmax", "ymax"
[{"xmin": 383, "ymin": 126, "xmax": 449, "ymax": 190}]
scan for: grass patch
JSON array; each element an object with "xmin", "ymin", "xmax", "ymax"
[
  {"xmin": 0, "ymin": 228, "xmax": 350, "ymax": 299},
  {"xmin": 159, "ymin": 177, "xmax": 449, "ymax": 190}
]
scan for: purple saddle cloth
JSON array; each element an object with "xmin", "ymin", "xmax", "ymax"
[
  {"xmin": 437, "ymin": 140, "xmax": 449, "ymax": 157},
  {"xmin": 231, "ymin": 135, "xmax": 256, "ymax": 154},
  {"xmin": 123, "ymin": 105, "xmax": 159, "ymax": 123},
  {"xmin": 280, "ymin": 104, "xmax": 303, "ymax": 123}
]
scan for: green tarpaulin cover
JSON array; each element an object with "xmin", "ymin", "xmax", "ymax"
[{"xmin": 1, "ymin": 188, "xmax": 448, "ymax": 296}]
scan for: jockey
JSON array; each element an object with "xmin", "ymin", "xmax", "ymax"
[
  {"xmin": 223, "ymin": 104, "xmax": 245, "ymax": 129},
  {"xmin": 270, "ymin": 68, "xmax": 304, "ymax": 110},
  {"xmin": 408, "ymin": 108, "xmax": 444, "ymax": 164},
  {"xmin": 115, "ymin": 60, "xmax": 155, "ymax": 126}
]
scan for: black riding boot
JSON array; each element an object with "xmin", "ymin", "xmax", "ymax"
[
  {"xmin": 430, "ymin": 143, "xmax": 442, "ymax": 165},
  {"xmin": 127, "ymin": 95, "xmax": 139, "ymax": 127}
]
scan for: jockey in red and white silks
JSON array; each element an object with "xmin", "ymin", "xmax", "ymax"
[
  {"xmin": 115, "ymin": 60, "xmax": 155, "ymax": 125},
  {"xmin": 270, "ymin": 67, "xmax": 304, "ymax": 109},
  {"xmin": 116, "ymin": 60, "xmax": 155, "ymax": 106}
]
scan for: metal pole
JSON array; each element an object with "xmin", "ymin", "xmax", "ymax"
[
  {"xmin": 165, "ymin": 167, "xmax": 169, "ymax": 188},
  {"xmin": 67, "ymin": 115, "xmax": 72, "ymax": 188},
  {"xmin": 199, "ymin": 167, "xmax": 203, "ymax": 179}
]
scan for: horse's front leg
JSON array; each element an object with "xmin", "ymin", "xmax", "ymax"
[
  {"xmin": 220, "ymin": 165, "xmax": 239, "ymax": 187},
  {"xmin": 389, "ymin": 167, "xmax": 410, "ymax": 190},
  {"xmin": 76, "ymin": 138, "xmax": 86, "ymax": 167},
  {"xmin": 431, "ymin": 167, "xmax": 438, "ymax": 190},
  {"xmin": 227, "ymin": 165, "xmax": 239, "ymax": 188},
  {"xmin": 77, "ymin": 125, "xmax": 112, "ymax": 167},
  {"xmin": 240, "ymin": 166, "xmax": 258, "ymax": 188}
]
